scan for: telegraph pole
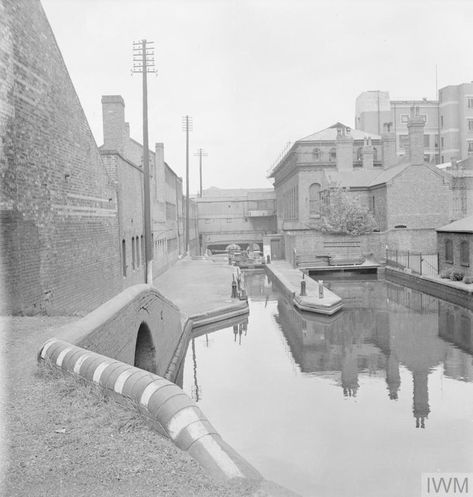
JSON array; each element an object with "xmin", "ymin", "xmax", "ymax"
[
  {"xmin": 194, "ymin": 148, "xmax": 207, "ymax": 197},
  {"xmin": 182, "ymin": 115, "xmax": 193, "ymax": 254},
  {"xmin": 132, "ymin": 39, "xmax": 156, "ymax": 284}
]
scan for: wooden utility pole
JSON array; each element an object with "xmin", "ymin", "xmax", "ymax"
[
  {"xmin": 182, "ymin": 115, "xmax": 193, "ymax": 254},
  {"xmin": 194, "ymin": 148, "xmax": 207, "ymax": 197},
  {"xmin": 132, "ymin": 39, "xmax": 156, "ymax": 283}
]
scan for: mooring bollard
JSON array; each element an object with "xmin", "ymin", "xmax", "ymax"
[
  {"xmin": 231, "ymin": 277, "xmax": 238, "ymax": 298},
  {"xmin": 318, "ymin": 280, "xmax": 324, "ymax": 298},
  {"xmin": 300, "ymin": 278, "xmax": 307, "ymax": 296}
]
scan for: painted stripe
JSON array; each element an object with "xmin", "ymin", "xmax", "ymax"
[
  {"xmin": 197, "ymin": 436, "xmax": 245, "ymax": 479},
  {"xmin": 40, "ymin": 339, "xmax": 57, "ymax": 359},
  {"xmin": 114, "ymin": 369, "xmax": 135, "ymax": 394},
  {"xmin": 167, "ymin": 406, "xmax": 202, "ymax": 439},
  {"xmin": 140, "ymin": 379, "xmax": 169, "ymax": 407},
  {"xmin": 185, "ymin": 421, "xmax": 212, "ymax": 441},
  {"xmin": 73, "ymin": 354, "xmax": 91, "ymax": 374},
  {"xmin": 92, "ymin": 361, "xmax": 111, "ymax": 384},
  {"xmin": 56, "ymin": 347, "xmax": 73, "ymax": 367}
]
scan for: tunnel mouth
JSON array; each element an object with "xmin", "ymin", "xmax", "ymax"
[{"xmin": 134, "ymin": 321, "xmax": 157, "ymax": 374}]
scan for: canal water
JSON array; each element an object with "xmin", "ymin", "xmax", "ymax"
[{"xmin": 181, "ymin": 271, "xmax": 473, "ymax": 497}]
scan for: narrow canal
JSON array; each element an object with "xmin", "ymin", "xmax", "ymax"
[{"xmin": 180, "ymin": 271, "xmax": 473, "ymax": 497}]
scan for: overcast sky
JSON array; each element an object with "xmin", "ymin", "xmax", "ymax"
[{"xmin": 41, "ymin": 0, "xmax": 473, "ymax": 193}]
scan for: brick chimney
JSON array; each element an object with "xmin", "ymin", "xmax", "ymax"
[
  {"xmin": 362, "ymin": 137, "xmax": 374, "ymax": 169},
  {"xmin": 382, "ymin": 122, "xmax": 397, "ymax": 168},
  {"xmin": 407, "ymin": 106, "xmax": 425, "ymax": 165},
  {"xmin": 102, "ymin": 95, "xmax": 126, "ymax": 154},
  {"xmin": 336, "ymin": 126, "xmax": 354, "ymax": 171}
]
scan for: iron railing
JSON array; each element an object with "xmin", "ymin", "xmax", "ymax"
[{"xmin": 386, "ymin": 249, "xmax": 439, "ymax": 277}]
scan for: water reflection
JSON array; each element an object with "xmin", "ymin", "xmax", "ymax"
[{"xmin": 276, "ymin": 277, "xmax": 473, "ymax": 428}]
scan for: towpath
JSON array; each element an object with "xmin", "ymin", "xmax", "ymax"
[{"xmin": 0, "ymin": 257, "xmax": 257, "ymax": 497}]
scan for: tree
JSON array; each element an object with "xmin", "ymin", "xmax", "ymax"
[{"xmin": 317, "ymin": 187, "xmax": 377, "ymax": 236}]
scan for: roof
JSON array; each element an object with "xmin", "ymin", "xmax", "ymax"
[
  {"xmin": 325, "ymin": 161, "xmax": 410, "ymax": 188},
  {"xmin": 298, "ymin": 122, "xmax": 381, "ymax": 143},
  {"xmin": 436, "ymin": 215, "xmax": 473, "ymax": 233}
]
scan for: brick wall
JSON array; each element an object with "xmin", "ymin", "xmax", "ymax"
[
  {"xmin": 437, "ymin": 232, "xmax": 473, "ymax": 278},
  {"xmin": 0, "ymin": 0, "xmax": 122, "ymax": 315}
]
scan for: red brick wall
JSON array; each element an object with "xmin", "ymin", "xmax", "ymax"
[{"xmin": 0, "ymin": 0, "xmax": 122, "ymax": 314}]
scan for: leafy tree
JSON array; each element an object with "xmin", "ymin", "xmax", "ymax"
[{"xmin": 317, "ymin": 187, "xmax": 377, "ymax": 236}]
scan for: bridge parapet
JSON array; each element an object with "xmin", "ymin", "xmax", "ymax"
[{"xmin": 42, "ymin": 284, "xmax": 183, "ymax": 377}]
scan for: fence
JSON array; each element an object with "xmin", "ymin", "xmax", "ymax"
[{"xmin": 386, "ymin": 249, "xmax": 439, "ymax": 277}]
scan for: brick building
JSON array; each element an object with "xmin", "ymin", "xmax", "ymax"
[
  {"xmin": 436, "ymin": 215, "xmax": 473, "ymax": 279},
  {"xmin": 270, "ymin": 108, "xmax": 452, "ymax": 260},
  {"xmin": 0, "ymin": 0, "xmax": 123, "ymax": 314},
  {"xmin": 100, "ymin": 95, "xmax": 199, "ymax": 277},
  {"xmin": 194, "ymin": 187, "xmax": 276, "ymax": 252}
]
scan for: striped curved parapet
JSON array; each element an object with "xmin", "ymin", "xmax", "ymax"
[{"xmin": 38, "ymin": 337, "xmax": 261, "ymax": 482}]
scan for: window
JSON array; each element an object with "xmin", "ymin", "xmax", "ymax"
[
  {"xmin": 467, "ymin": 97, "xmax": 473, "ymax": 109},
  {"xmin": 460, "ymin": 240, "xmax": 470, "ymax": 266},
  {"xmin": 400, "ymin": 114, "xmax": 409, "ymax": 124},
  {"xmin": 441, "ymin": 137, "xmax": 445, "ymax": 148},
  {"xmin": 445, "ymin": 239, "xmax": 453, "ymax": 263},
  {"xmin": 136, "ymin": 236, "xmax": 140, "ymax": 267},
  {"xmin": 329, "ymin": 147, "xmax": 336, "ymax": 161},
  {"xmin": 399, "ymin": 135, "xmax": 409, "ymax": 150},
  {"xmin": 141, "ymin": 235, "xmax": 144, "ymax": 263},
  {"xmin": 440, "ymin": 115, "xmax": 444, "ymax": 128},
  {"xmin": 309, "ymin": 183, "xmax": 321, "ymax": 216},
  {"xmin": 122, "ymin": 239, "xmax": 127, "ymax": 277},
  {"xmin": 468, "ymin": 141, "xmax": 473, "ymax": 155},
  {"xmin": 356, "ymin": 147, "xmax": 363, "ymax": 161},
  {"xmin": 312, "ymin": 148, "xmax": 321, "ymax": 160},
  {"xmin": 131, "ymin": 237, "xmax": 136, "ymax": 270},
  {"xmin": 373, "ymin": 147, "xmax": 378, "ymax": 161},
  {"xmin": 468, "ymin": 119, "xmax": 473, "ymax": 131}
]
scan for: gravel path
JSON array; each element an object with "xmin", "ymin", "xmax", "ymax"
[{"xmin": 1, "ymin": 316, "xmax": 257, "ymax": 497}]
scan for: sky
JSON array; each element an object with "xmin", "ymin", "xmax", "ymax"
[{"xmin": 41, "ymin": 0, "xmax": 473, "ymax": 194}]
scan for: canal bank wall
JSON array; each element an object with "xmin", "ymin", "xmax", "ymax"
[{"xmin": 385, "ymin": 267, "xmax": 473, "ymax": 311}]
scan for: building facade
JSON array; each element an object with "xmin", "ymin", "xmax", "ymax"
[
  {"xmin": 355, "ymin": 91, "xmax": 439, "ymax": 163},
  {"xmin": 356, "ymin": 83, "xmax": 473, "ymax": 165},
  {"xmin": 270, "ymin": 112, "xmax": 452, "ymax": 258},
  {"xmin": 194, "ymin": 187, "xmax": 276, "ymax": 252},
  {"xmin": 100, "ymin": 95, "xmax": 199, "ymax": 278}
]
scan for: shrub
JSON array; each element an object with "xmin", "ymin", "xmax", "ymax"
[
  {"xmin": 450, "ymin": 271, "xmax": 464, "ymax": 281},
  {"xmin": 463, "ymin": 276, "xmax": 473, "ymax": 284}
]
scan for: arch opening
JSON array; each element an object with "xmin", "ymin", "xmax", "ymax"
[{"xmin": 134, "ymin": 322, "xmax": 157, "ymax": 373}]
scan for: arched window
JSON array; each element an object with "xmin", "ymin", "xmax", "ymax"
[
  {"xmin": 460, "ymin": 240, "xmax": 470, "ymax": 266},
  {"xmin": 313, "ymin": 148, "xmax": 321, "ymax": 161},
  {"xmin": 131, "ymin": 237, "xmax": 136, "ymax": 270},
  {"xmin": 445, "ymin": 239, "xmax": 453, "ymax": 263},
  {"xmin": 121, "ymin": 239, "xmax": 127, "ymax": 277},
  {"xmin": 309, "ymin": 183, "xmax": 321, "ymax": 216},
  {"xmin": 329, "ymin": 147, "xmax": 336, "ymax": 162}
]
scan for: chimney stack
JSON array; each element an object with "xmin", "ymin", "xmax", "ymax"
[
  {"xmin": 101, "ymin": 95, "xmax": 126, "ymax": 154},
  {"xmin": 407, "ymin": 106, "xmax": 425, "ymax": 165},
  {"xmin": 336, "ymin": 126, "xmax": 354, "ymax": 171},
  {"xmin": 382, "ymin": 122, "xmax": 397, "ymax": 168},
  {"xmin": 362, "ymin": 136, "xmax": 374, "ymax": 169}
]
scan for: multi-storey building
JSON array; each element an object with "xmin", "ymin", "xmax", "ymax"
[
  {"xmin": 439, "ymin": 82, "xmax": 473, "ymax": 163},
  {"xmin": 355, "ymin": 91, "xmax": 439, "ymax": 163},
  {"xmin": 194, "ymin": 187, "xmax": 276, "ymax": 252},
  {"xmin": 356, "ymin": 83, "xmax": 473, "ymax": 165}
]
